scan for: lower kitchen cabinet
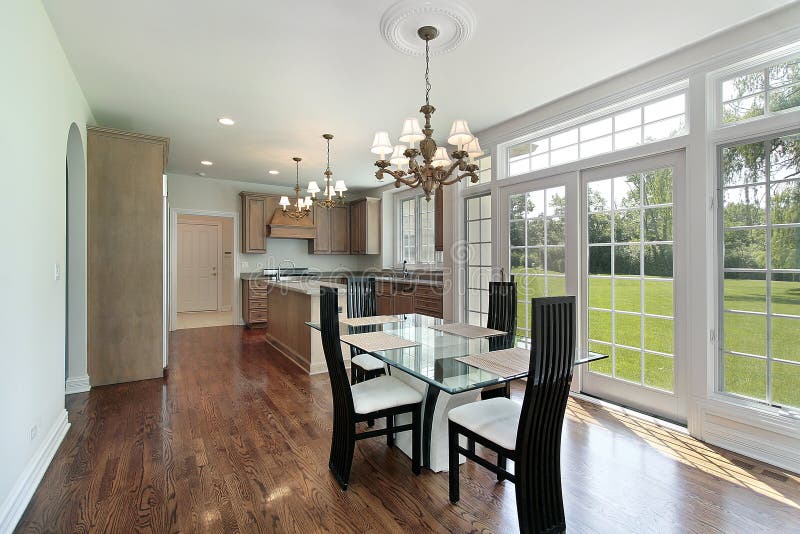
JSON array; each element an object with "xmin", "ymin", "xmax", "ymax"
[
  {"xmin": 242, "ymin": 279, "xmax": 270, "ymax": 327},
  {"xmin": 374, "ymin": 280, "xmax": 443, "ymax": 319}
]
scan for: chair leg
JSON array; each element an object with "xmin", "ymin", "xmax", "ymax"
[
  {"xmin": 497, "ymin": 453, "xmax": 507, "ymax": 482},
  {"xmin": 411, "ymin": 405, "xmax": 421, "ymax": 475},
  {"xmin": 329, "ymin": 424, "xmax": 355, "ymax": 491},
  {"xmin": 448, "ymin": 421, "xmax": 460, "ymax": 503},
  {"xmin": 386, "ymin": 414, "xmax": 394, "ymax": 447},
  {"xmin": 350, "ymin": 365, "xmax": 358, "ymax": 385}
]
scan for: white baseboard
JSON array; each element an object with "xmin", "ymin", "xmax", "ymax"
[
  {"xmin": 65, "ymin": 375, "xmax": 90, "ymax": 395},
  {"xmin": 0, "ymin": 410, "xmax": 70, "ymax": 533}
]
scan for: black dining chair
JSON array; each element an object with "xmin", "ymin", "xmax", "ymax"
[
  {"xmin": 319, "ymin": 286, "xmax": 423, "ymax": 490},
  {"xmin": 480, "ymin": 277, "xmax": 518, "ymax": 400},
  {"xmin": 448, "ymin": 296, "xmax": 576, "ymax": 534},
  {"xmin": 347, "ymin": 277, "xmax": 387, "ymax": 385}
]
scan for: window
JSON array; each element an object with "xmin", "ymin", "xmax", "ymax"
[
  {"xmin": 718, "ymin": 132, "xmax": 800, "ymax": 410},
  {"xmin": 398, "ymin": 193, "xmax": 442, "ymax": 265},
  {"xmin": 509, "ymin": 186, "xmax": 567, "ymax": 348},
  {"xmin": 721, "ymin": 57, "xmax": 800, "ymax": 124},
  {"xmin": 465, "ymin": 194, "xmax": 492, "ymax": 326},
  {"xmin": 507, "ymin": 92, "xmax": 687, "ymax": 178},
  {"xmin": 465, "ymin": 154, "xmax": 492, "ymax": 188}
]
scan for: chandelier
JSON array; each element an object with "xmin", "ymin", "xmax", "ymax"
[
  {"xmin": 279, "ymin": 157, "xmax": 312, "ymax": 219},
  {"xmin": 371, "ymin": 25, "xmax": 483, "ymax": 201},
  {"xmin": 308, "ymin": 133, "xmax": 347, "ymax": 209}
]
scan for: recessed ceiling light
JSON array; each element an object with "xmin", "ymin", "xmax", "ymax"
[
  {"xmin": 268, "ymin": 170, "xmax": 279, "ymax": 175},
  {"xmin": 218, "ymin": 117, "xmax": 235, "ymax": 126},
  {"xmin": 200, "ymin": 160, "xmax": 213, "ymax": 166}
]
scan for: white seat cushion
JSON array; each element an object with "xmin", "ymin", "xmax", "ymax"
[
  {"xmin": 448, "ymin": 397, "xmax": 521, "ymax": 451},
  {"xmin": 351, "ymin": 353, "xmax": 385, "ymax": 372},
  {"xmin": 351, "ymin": 375, "xmax": 423, "ymax": 414}
]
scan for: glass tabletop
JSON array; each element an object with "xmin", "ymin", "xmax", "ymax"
[{"xmin": 306, "ymin": 313, "xmax": 608, "ymax": 394}]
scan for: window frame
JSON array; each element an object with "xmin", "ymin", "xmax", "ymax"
[
  {"xmin": 464, "ymin": 192, "xmax": 493, "ymax": 327},
  {"xmin": 498, "ymin": 81, "xmax": 690, "ymax": 181},
  {"xmin": 715, "ymin": 129, "xmax": 800, "ymax": 413},
  {"xmin": 712, "ymin": 42, "xmax": 800, "ymax": 129},
  {"xmin": 395, "ymin": 189, "xmax": 442, "ymax": 267}
]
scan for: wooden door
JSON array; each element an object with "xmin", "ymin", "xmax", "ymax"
[
  {"xmin": 177, "ymin": 223, "xmax": 219, "ymax": 312},
  {"xmin": 330, "ymin": 205, "xmax": 350, "ymax": 254},
  {"xmin": 88, "ymin": 127, "xmax": 167, "ymax": 386}
]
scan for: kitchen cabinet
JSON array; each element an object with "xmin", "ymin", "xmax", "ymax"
[
  {"xmin": 240, "ymin": 192, "xmax": 267, "ymax": 253},
  {"xmin": 87, "ymin": 126, "xmax": 169, "ymax": 387},
  {"xmin": 310, "ymin": 204, "xmax": 350, "ymax": 255},
  {"xmin": 374, "ymin": 279, "xmax": 444, "ymax": 318},
  {"xmin": 242, "ymin": 279, "xmax": 270, "ymax": 327},
  {"xmin": 376, "ymin": 281, "xmax": 394, "ymax": 315},
  {"xmin": 349, "ymin": 197, "xmax": 381, "ymax": 254}
]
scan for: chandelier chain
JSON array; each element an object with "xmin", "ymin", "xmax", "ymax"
[{"xmin": 425, "ymin": 38, "xmax": 431, "ymax": 107}]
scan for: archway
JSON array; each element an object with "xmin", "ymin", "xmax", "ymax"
[{"xmin": 65, "ymin": 122, "xmax": 89, "ymax": 394}]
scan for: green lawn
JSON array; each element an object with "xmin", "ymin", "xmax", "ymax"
[{"xmin": 511, "ymin": 270, "xmax": 800, "ymax": 408}]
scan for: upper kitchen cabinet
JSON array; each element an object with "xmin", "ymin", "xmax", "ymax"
[
  {"xmin": 349, "ymin": 197, "xmax": 380, "ymax": 255},
  {"xmin": 240, "ymin": 192, "xmax": 267, "ymax": 253},
  {"xmin": 309, "ymin": 203, "xmax": 350, "ymax": 255}
]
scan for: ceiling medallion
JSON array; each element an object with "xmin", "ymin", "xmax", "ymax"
[{"xmin": 379, "ymin": 0, "xmax": 477, "ymax": 57}]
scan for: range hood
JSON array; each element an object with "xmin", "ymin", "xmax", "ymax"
[{"xmin": 266, "ymin": 203, "xmax": 316, "ymax": 239}]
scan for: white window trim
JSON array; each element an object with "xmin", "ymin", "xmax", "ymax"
[
  {"xmin": 710, "ymin": 40, "xmax": 800, "ymax": 130},
  {"xmin": 394, "ymin": 189, "xmax": 443, "ymax": 268},
  {"xmin": 497, "ymin": 80, "xmax": 690, "ymax": 181}
]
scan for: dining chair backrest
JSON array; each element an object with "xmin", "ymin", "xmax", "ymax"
[
  {"xmin": 346, "ymin": 277, "xmax": 377, "ymax": 358},
  {"xmin": 487, "ymin": 277, "xmax": 517, "ymax": 350},
  {"xmin": 515, "ymin": 296, "xmax": 576, "ymax": 533},
  {"xmin": 347, "ymin": 277, "xmax": 377, "ymax": 318},
  {"xmin": 320, "ymin": 286, "xmax": 355, "ymax": 415}
]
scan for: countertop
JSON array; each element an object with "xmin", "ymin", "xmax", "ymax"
[
  {"xmin": 241, "ymin": 270, "xmax": 443, "ymax": 287},
  {"xmin": 254, "ymin": 279, "xmax": 348, "ymax": 296}
]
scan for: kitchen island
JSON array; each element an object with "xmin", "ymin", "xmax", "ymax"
[{"xmin": 255, "ymin": 278, "xmax": 349, "ymax": 374}]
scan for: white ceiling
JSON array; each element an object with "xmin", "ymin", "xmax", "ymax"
[{"xmin": 44, "ymin": 0, "xmax": 791, "ymax": 190}]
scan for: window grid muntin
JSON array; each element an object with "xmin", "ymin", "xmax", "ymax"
[
  {"xmin": 465, "ymin": 194, "xmax": 492, "ymax": 326},
  {"xmin": 719, "ymin": 133, "xmax": 800, "ymax": 409},
  {"xmin": 466, "ymin": 154, "xmax": 492, "ymax": 188},
  {"xmin": 586, "ymin": 170, "xmax": 676, "ymax": 391},
  {"xmin": 507, "ymin": 92, "xmax": 687, "ymax": 178},
  {"xmin": 510, "ymin": 186, "xmax": 567, "ymax": 349},
  {"xmin": 719, "ymin": 55, "xmax": 800, "ymax": 125}
]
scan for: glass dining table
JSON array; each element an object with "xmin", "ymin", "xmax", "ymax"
[{"xmin": 306, "ymin": 313, "xmax": 607, "ymax": 471}]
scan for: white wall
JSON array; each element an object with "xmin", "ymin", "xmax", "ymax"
[
  {"xmin": 168, "ymin": 173, "xmax": 381, "ymax": 272},
  {"xmin": 0, "ymin": 0, "xmax": 93, "ymax": 530}
]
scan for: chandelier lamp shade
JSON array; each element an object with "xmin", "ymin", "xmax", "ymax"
[
  {"xmin": 279, "ymin": 157, "xmax": 312, "ymax": 220},
  {"xmin": 313, "ymin": 133, "xmax": 347, "ymax": 209},
  {"xmin": 371, "ymin": 25, "xmax": 480, "ymax": 201}
]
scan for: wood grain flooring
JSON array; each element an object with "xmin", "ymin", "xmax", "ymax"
[{"xmin": 15, "ymin": 326, "xmax": 800, "ymax": 533}]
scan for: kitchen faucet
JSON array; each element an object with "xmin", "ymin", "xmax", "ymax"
[
  {"xmin": 277, "ymin": 259, "xmax": 296, "ymax": 281},
  {"xmin": 402, "ymin": 260, "xmax": 409, "ymax": 279}
]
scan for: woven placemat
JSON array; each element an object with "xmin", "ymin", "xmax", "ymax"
[
  {"xmin": 455, "ymin": 348, "xmax": 530, "ymax": 378},
  {"xmin": 339, "ymin": 315, "xmax": 405, "ymax": 327},
  {"xmin": 429, "ymin": 322, "xmax": 506, "ymax": 339},
  {"xmin": 340, "ymin": 331, "xmax": 419, "ymax": 352}
]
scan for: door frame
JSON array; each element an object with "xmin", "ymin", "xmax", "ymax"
[
  {"xmin": 169, "ymin": 208, "xmax": 240, "ymax": 330},
  {"xmin": 579, "ymin": 150, "xmax": 689, "ymax": 423}
]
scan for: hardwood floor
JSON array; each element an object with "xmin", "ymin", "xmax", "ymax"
[{"xmin": 15, "ymin": 326, "xmax": 800, "ymax": 533}]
